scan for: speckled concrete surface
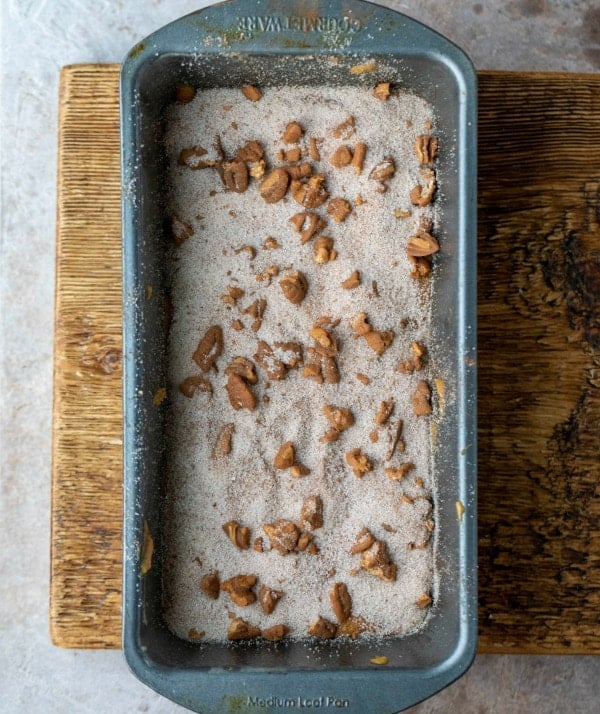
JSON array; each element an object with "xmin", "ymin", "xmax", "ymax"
[{"xmin": 1, "ymin": 1, "xmax": 598, "ymax": 712}]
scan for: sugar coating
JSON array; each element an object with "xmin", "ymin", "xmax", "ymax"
[{"xmin": 162, "ymin": 86, "xmax": 437, "ymax": 642}]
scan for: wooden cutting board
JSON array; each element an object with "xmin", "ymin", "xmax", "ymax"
[{"xmin": 51, "ymin": 65, "xmax": 600, "ymax": 652}]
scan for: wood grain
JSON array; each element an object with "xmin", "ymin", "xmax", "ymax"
[{"xmin": 51, "ymin": 65, "xmax": 600, "ymax": 652}]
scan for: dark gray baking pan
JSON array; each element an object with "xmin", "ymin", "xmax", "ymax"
[{"xmin": 121, "ymin": 1, "xmax": 477, "ymax": 711}]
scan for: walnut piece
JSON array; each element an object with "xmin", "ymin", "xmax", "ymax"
[
  {"xmin": 259, "ymin": 584, "xmax": 284, "ymax": 614},
  {"xmin": 179, "ymin": 375, "xmax": 212, "ymax": 397},
  {"xmin": 289, "ymin": 211, "xmax": 326, "ymax": 244},
  {"xmin": 177, "ymin": 146, "xmax": 213, "ymax": 170},
  {"xmin": 385, "ymin": 463, "xmax": 415, "ymax": 481},
  {"xmin": 330, "ymin": 145, "xmax": 353, "ymax": 167},
  {"xmin": 220, "ymin": 574, "xmax": 257, "ymax": 606},
  {"xmin": 356, "ymin": 372, "xmax": 370, "ymax": 385},
  {"xmin": 350, "ymin": 528, "xmax": 376, "ymax": 554},
  {"xmin": 222, "ymin": 520, "xmax": 251, "ymax": 550},
  {"xmin": 308, "ymin": 617, "xmax": 338, "ymax": 639},
  {"xmin": 225, "ymin": 372, "xmax": 256, "ymax": 411},
  {"xmin": 313, "ymin": 236, "xmax": 335, "ymax": 264},
  {"xmin": 273, "ymin": 441, "xmax": 295, "ymax": 469},
  {"xmin": 416, "ymin": 593, "xmax": 433, "ymax": 609},
  {"xmin": 222, "ymin": 160, "xmax": 249, "ymax": 193},
  {"xmin": 323, "ymin": 405, "xmax": 354, "ymax": 432},
  {"xmin": 212, "ymin": 423, "xmax": 234, "ymax": 458},
  {"xmin": 415, "ymin": 135, "xmax": 438, "ymax": 164},
  {"xmin": 283, "ymin": 121, "xmax": 304, "ymax": 143},
  {"xmin": 398, "ymin": 341, "xmax": 427, "ymax": 373},
  {"xmin": 299, "ymin": 495, "xmax": 324, "ymax": 531},
  {"xmin": 228, "ymin": 617, "xmax": 261, "ymax": 640},
  {"xmin": 333, "ymin": 116, "xmax": 355, "ymax": 140},
  {"xmin": 372, "ymin": 82, "xmax": 391, "ymax": 100},
  {"xmin": 309, "ymin": 136, "xmax": 321, "ymax": 161},
  {"xmin": 290, "ymin": 174, "xmax": 329, "ymax": 208},
  {"xmin": 375, "ymin": 400, "xmax": 394, "ymax": 425},
  {"xmin": 262, "ymin": 624, "xmax": 289, "ymax": 641},
  {"xmin": 345, "ymin": 448, "xmax": 373, "ymax": 478},
  {"xmin": 290, "ymin": 462, "xmax": 310, "ymax": 478},
  {"xmin": 327, "ymin": 197, "xmax": 352, "ymax": 223},
  {"xmin": 254, "ymin": 340, "xmax": 286, "ymax": 381},
  {"xmin": 369, "ymin": 157, "xmax": 395, "ymax": 185},
  {"xmin": 273, "ymin": 341, "xmax": 303, "ymax": 368},
  {"xmin": 349, "ymin": 313, "xmax": 394, "ymax": 355},
  {"xmin": 200, "ymin": 571, "xmax": 220, "ymax": 599},
  {"xmin": 409, "ymin": 254, "xmax": 432, "ymax": 279},
  {"xmin": 241, "ymin": 84, "xmax": 262, "ymax": 101},
  {"xmin": 351, "ymin": 142, "xmax": 367, "ymax": 174},
  {"xmin": 330, "ymin": 582, "xmax": 352, "ymax": 623},
  {"xmin": 286, "ymin": 162, "xmax": 312, "ymax": 180},
  {"xmin": 359, "ymin": 538, "xmax": 397, "ymax": 582},
  {"xmin": 341, "ymin": 270, "xmax": 361, "ymax": 290},
  {"xmin": 259, "ymin": 168, "xmax": 290, "ymax": 203},
  {"xmin": 263, "ymin": 236, "xmax": 281, "ymax": 250},
  {"xmin": 406, "ymin": 232, "xmax": 440, "ymax": 257},
  {"xmin": 225, "ymin": 356, "xmax": 258, "ymax": 383},
  {"xmin": 279, "ymin": 271, "xmax": 308, "ymax": 305},
  {"xmin": 192, "ymin": 325, "xmax": 223, "ymax": 372},
  {"xmin": 263, "ymin": 519, "xmax": 300, "ymax": 555},
  {"xmin": 412, "ymin": 380, "xmax": 432, "ymax": 416},
  {"xmin": 235, "ymin": 140, "xmax": 264, "ymax": 162},
  {"xmin": 410, "ymin": 168, "xmax": 437, "ymax": 206},
  {"xmin": 242, "ymin": 298, "xmax": 267, "ymax": 332}
]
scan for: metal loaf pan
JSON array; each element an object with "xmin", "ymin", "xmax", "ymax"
[{"xmin": 121, "ymin": 1, "xmax": 477, "ymax": 711}]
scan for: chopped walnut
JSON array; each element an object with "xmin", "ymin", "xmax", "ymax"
[
  {"xmin": 225, "ymin": 356, "xmax": 257, "ymax": 384},
  {"xmin": 291, "ymin": 174, "xmax": 329, "ymax": 208},
  {"xmin": 220, "ymin": 574, "xmax": 257, "ymax": 606},
  {"xmin": 339, "ymin": 616, "xmax": 371, "ymax": 639},
  {"xmin": 290, "ymin": 462, "xmax": 310, "ymax": 478},
  {"xmin": 263, "ymin": 519, "xmax": 300, "ymax": 555},
  {"xmin": 345, "ymin": 448, "xmax": 373, "ymax": 478},
  {"xmin": 282, "ymin": 121, "xmax": 304, "ymax": 143},
  {"xmin": 309, "ymin": 137, "xmax": 322, "ymax": 161},
  {"xmin": 289, "ymin": 211, "xmax": 326, "ymax": 244},
  {"xmin": 225, "ymin": 372, "xmax": 256, "ymax": 411},
  {"xmin": 262, "ymin": 236, "xmax": 281, "ymax": 250},
  {"xmin": 242, "ymin": 297, "xmax": 267, "ymax": 331},
  {"xmin": 200, "ymin": 571, "xmax": 220, "ymax": 599},
  {"xmin": 398, "ymin": 341, "xmax": 427, "ymax": 373},
  {"xmin": 323, "ymin": 405, "xmax": 354, "ymax": 432},
  {"xmin": 228, "ymin": 617, "xmax": 261, "ymax": 640},
  {"xmin": 375, "ymin": 400, "xmax": 394, "ymax": 425},
  {"xmin": 330, "ymin": 145, "xmax": 353, "ymax": 167},
  {"xmin": 359, "ymin": 538, "xmax": 396, "ymax": 582},
  {"xmin": 416, "ymin": 593, "xmax": 433, "ymax": 609},
  {"xmin": 177, "ymin": 146, "xmax": 213, "ymax": 170},
  {"xmin": 212, "ymin": 423, "xmax": 234, "ymax": 458},
  {"xmin": 313, "ymin": 236, "xmax": 335, "ymax": 264},
  {"xmin": 273, "ymin": 441, "xmax": 295, "ymax": 469},
  {"xmin": 394, "ymin": 208, "xmax": 412, "ymax": 219},
  {"xmin": 179, "ymin": 375, "xmax": 212, "ymax": 398},
  {"xmin": 286, "ymin": 162, "xmax": 312, "ymax": 180},
  {"xmin": 231, "ymin": 319, "xmax": 244, "ymax": 331},
  {"xmin": 327, "ymin": 197, "xmax": 352, "ymax": 223},
  {"xmin": 234, "ymin": 244, "xmax": 257, "ymax": 259},
  {"xmin": 221, "ymin": 284, "xmax": 244, "ymax": 307},
  {"xmin": 299, "ymin": 495, "xmax": 323, "ymax": 531},
  {"xmin": 187, "ymin": 628, "xmax": 205, "ymax": 640},
  {"xmin": 254, "ymin": 340, "xmax": 286, "ymax": 381},
  {"xmin": 415, "ymin": 135, "xmax": 438, "ymax": 164},
  {"xmin": 412, "ymin": 380, "xmax": 432, "ymax": 416},
  {"xmin": 369, "ymin": 157, "xmax": 395, "ymax": 184},
  {"xmin": 350, "ymin": 528, "xmax": 376, "ymax": 554},
  {"xmin": 409, "ymin": 254, "xmax": 433, "ymax": 279},
  {"xmin": 259, "ymin": 584, "xmax": 284, "ymax": 614},
  {"xmin": 282, "ymin": 146, "xmax": 302, "ymax": 162},
  {"xmin": 350, "ymin": 312, "xmax": 372, "ymax": 336},
  {"xmin": 255, "ymin": 264, "xmax": 280, "ymax": 285},
  {"xmin": 406, "ymin": 232, "xmax": 440, "ymax": 257},
  {"xmin": 330, "ymin": 582, "xmax": 352, "ymax": 623},
  {"xmin": 192, "ymin": 325, "xmax": 223, "ymax": 372},
  {"xmin": 259, "ymin": 168, "xmax": 290, "ymax": 203},
  {"xmin": 296, "ymin": 531, "xmax": 313, "ymax": 551},
  {"xmin": 279, "ymin": 270, "xmax": 308, "ymax": 305},
  {"xmin": 222, "ymin": 160, "xmax": 249, "ymax": 193},
  {"xmin": 308, "ymin": 617, "xmax": 338, "ymax": 639},
  {"xmin": 364, "ymin": 329, "xmax": 394, "ymax": 356},
  {"xmin": 169, "ymin": 214, "xmax": 194, "ymax": 245},
  {"xmin": 373, "ymin": 82, "xmax": 391, "ymax": 100},
  {"xmin": 410, "ymin": 168, "xmax": 437, "ymax": 206},
  {"xmin": 222, "ymin": 520, "xmax": 251, "ymax": 550},
  {"xmin": 241, "ymin": 84, "xmax": 262, "ymax": 101},
  {"xmin": 309, "ymin": 326, "xmax": 338, "ymax": 357},
  {"xmin": 273, "ymin": 341, "xmax": 303, "ymax": 368},
  {"xmin": 262, "ymin": 624, "xmax": 289, "ymax": 641},
  {"xmin": 333, "ymin": 116, "xmax": 355, "ymax": 140},
  {"xmin": 341, "ymin": 271, "xmax": 361, "ymax": 289},
  {"xmin": 235, "ymin": 140, "xmax": 264, "ymax": 162},
  {"xmin": 253, "ymin": 537, "xmax": 264, "ymax": 552},
  {"xmin": 356, "ymin": 372, "xmax": 370, "ymax": 385},
  {"xmin": 385, "ymin": 463, "xmax": 415, "ymax": 481},
  {"xmin": 351, "ymin": 142, "xmax": 367, "ymax": 174}
]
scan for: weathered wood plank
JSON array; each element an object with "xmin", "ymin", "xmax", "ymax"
[{"xmin": 51, "ymin": 65, "xmax": 600, "ymax": 652}]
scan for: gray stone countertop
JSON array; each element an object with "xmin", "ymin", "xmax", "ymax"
[{"xmin": 1, "ymin": 0, "xmax": 598, "ymax": 712}]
